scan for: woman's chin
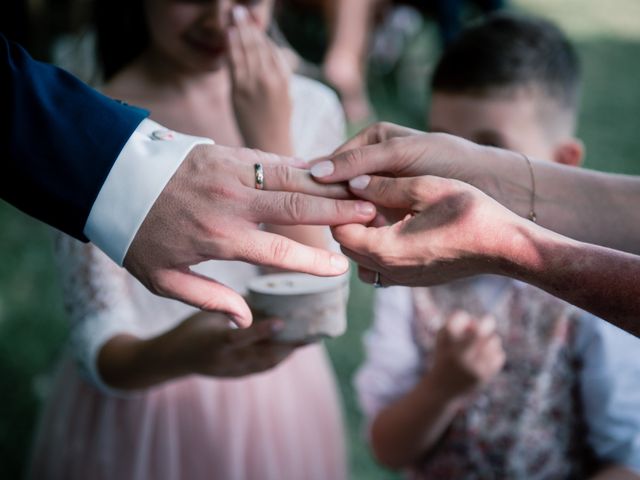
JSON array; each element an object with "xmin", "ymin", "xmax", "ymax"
[
  {"xmin": 177, "ymin": 55, "xmax": 226, "ymax": 74},
  {"xmin": 188, "ymin": 52, "xmax": 228, "ymax": 73}
]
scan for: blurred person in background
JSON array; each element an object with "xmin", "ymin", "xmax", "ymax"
[
  {"xmin": 278, "ymin": 0, "xmax": 504, "ymax": 125},
  {"xmin": 28, "ymin": 1, "xmax": 349, "ymax": 479},
  {"xmin": 355, "ymin": 14, "xmax": 640, "ymax": 479}
]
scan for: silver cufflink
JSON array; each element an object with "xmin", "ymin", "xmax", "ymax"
[{"xmin": 150, "ymin": 129, "xmax": 176, "ymax": 141}]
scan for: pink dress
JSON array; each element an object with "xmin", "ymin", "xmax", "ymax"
[{"xmin": 29, "ymin": 76, "xmax": 348, "ymax": 480}]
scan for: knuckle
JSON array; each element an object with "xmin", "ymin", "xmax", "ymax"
[
  {"xmin": 374, "ymin": 178, "xmax": 393, "ymax": 200},
  {"xmin": 282, "ymin": 193, "xmax": 306, "ymax": 222},
  {"xmin": 273, "ymin": 164, "xmax": 294, "ymax": 189},
  {"xmin": 343, "ymin": 148, "xmax": 364, "ymax": 168},
  {"xmin": 149, "ymin": 273, "xmax": 172, "ymax": 298},
  {"xmin": 210, "ymin": 182, "xmax": 240, "ymax": 202},
  {"xmin": 407, "ymin": 180, "xmax": 424, "ymax": 201},
  {"xmin": 385, "ymin": 136, "xmax": 405, "ymax": 153},
  {"xmin": 268, "ymin": 236, "xmax": 293, "ymax": 263},
  {"xmin": 373, "ymin": 122, "xmax": 389, "ymax": 141}
]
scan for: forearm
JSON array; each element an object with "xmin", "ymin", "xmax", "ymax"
[
  {"xmin": 97, "ymin": 331, "xmax": 191, "ymax": 391},
  {"xmin": 370, "ymin": 374, "xmax": 465, "ymax": 469},
  {"xmin": 496, "ymin": 218, "xmax": 640, "ymax": 336},
  {"xmin": 476, "ymin": 147, "xmax": 640, "ymax": 254},
  {"xmin": 326, "ymin": 0, "xmax": 378, "ymax": 60},
  {"xmin": 590, "ymin": 465, "xmax": 640, "ymax": 480}
]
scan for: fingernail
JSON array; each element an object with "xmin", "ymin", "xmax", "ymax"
[
  {"xmin": 331, "ymin": 254, "xmax": 349, "ymax": 272},
  {"xmin": 349, "ymin": 175, "xmax": 371, "ymax": 190},
  {"xmin": 356, "ymin": 201, "xmax": 376, "ymax": 216},
  {"xmin": 310, "ymin": 161, "xmax": 334, "ymax": 178},
  {"xmin": 232, "ymin": 5, "xmax": 248, "ymax": 23}
]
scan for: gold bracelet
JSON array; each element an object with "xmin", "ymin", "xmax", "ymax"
[{"xmin": 522, "ymin": 153, "xmax": 537, "ymax": 222}]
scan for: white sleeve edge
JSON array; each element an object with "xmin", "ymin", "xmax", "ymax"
[{"xmin": 84, "ymin": 118, "xmax": 214, "ymax": 265}]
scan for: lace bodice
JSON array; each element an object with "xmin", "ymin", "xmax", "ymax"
[{"xmin": 54, "ymin": 75, "xmax": 346, "ymax": 393}]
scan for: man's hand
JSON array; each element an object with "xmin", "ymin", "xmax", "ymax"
[{"xmin": 125, "ymin": 144, "xmax": 376, "ymax": 327}]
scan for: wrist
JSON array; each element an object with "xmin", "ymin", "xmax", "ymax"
[
  {"xmin": 97, "ymin": 334, "xmax": 155, "ymax": 390},
  {"xmin": 419, "ymin": 370, "xmax": 471, "ymax": 410},
  {"xmin": 491, "ymin": 213, "xmax": 594, "ymax": 303},
  {"xmin": 134, "ymin": 331, "xmax": 194, "ymax": 384}
]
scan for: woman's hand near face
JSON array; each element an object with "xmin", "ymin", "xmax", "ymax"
[{"xmin": 227, "ymin": 6, "xmax": 293, "ymax": 155}]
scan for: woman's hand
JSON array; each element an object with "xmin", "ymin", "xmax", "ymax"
[
  {"xmin": 166, "ymin": 311, "xmax": 298, "ymax": 378},
  {"xmin": 227, "ymin": 6, "xmax": 292, "ymax": 154},
  {"xmin": 330, "ymin": 173, "xmax": 532, "ymax": 287},
  {"xmin": 312, "ymin": 122, "xmax": 482, "ymax": 181},
  {"xmin": 429, "ymin": 312, "xmax": 505, "ymax": 399},
  {"xmin": 98, "ymin": 311, "xmax": 299, "ymax": 390}
]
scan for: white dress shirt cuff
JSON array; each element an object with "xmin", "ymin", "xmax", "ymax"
[{"xmin": 84, "ymin": 118, "xmax": 214, "ymax": 265}]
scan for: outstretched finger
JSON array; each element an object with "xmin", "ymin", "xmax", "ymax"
[
  {"xmin": 235, "ymin": 229, "xmax": 351, "ymax": 276},
  {"xmin": 268, "ymin": 39, "xmax": 292, "ymax": 78},
  {"xmin": 333, "ymin": 122, "xmax": 421, "ymax": 155},
  {"xmin": 232, "ymin": 6, "xmax": 260, "ymax": 77},
  {"xmin": 247, "ymin": 190, "xmax": 376, "ymax": 225},
  {"xmin": 229, "ymin": 319, "xmax": 284, "ymax": 349},
  {"xmin": 348, "ymin": 174, "xmax": 423, "ymax": 209},
  {"xmin": 241, "ymin": 163, "xmax": 352, "ymax": 199},
  {"xmin": 310, "ymin": 144, "xmax": 387, "ymax": 183},
  {"xmin": 153, "ymin": 269, "xmax": 253, "ymax": 328}
]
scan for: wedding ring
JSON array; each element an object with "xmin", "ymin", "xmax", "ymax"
[
  {"xmin": 254, "ymin": 163, "xmax": 265, "ymax": 190},
  {"xmin": 373, "ymin": 271, "xmax": 383, "ymax": 288}
]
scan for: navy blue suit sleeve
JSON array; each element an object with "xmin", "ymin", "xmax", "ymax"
[{"xmin": 1, "ymin": 35, "xmax": 149, "ymax": 240}]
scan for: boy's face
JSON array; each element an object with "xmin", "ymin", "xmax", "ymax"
[{"xmin": 429, "ymin": 90, "xmax": 571, "ymax": 162}]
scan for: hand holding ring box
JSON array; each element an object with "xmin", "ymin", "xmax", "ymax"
[{"xmin": 247, "ymin": 272, "xmax": 349, "ymax": 343}]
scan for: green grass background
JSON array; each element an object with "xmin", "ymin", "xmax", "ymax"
[{"xmin": 1, "ymin": 1, "xmax": 639, "ymax": 478}]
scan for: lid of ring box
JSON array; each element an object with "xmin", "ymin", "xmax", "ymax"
[{"xmin": 248, "ymin": 272, "xmax": 349, "ymax": 296}]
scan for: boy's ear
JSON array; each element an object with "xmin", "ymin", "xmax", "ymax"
[{"xmin": 553, "ymin": 138, "xmax": 584, "ymax": 167}]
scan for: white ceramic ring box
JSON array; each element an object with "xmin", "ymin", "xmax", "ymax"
[{"xmin": 247, "ymin": 272, "xmax": 349, "ymax": 343}]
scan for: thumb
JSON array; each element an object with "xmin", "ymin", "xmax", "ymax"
[
  {"xmin": 154, "ymin": 269, "xmax": 253, "ymax": 328},
  {"xmin": 348, "ymin": 174, "xmax": 419, "ymax": 209},
  {"xmin": 229, "ymin": 319, "xmax": 284, "ymax": 348}
]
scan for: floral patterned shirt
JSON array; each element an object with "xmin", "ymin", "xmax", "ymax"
[{"xmin": 356, "ymin": 276, "xmax": 640, "ymax": 479}]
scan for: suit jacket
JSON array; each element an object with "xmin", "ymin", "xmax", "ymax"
[{"xmin": 1, "ymin": 34, "xmax": 148, "ymax": 240}]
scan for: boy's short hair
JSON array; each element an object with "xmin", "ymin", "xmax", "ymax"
[{"xmin": 431, "ymin": 12, "xmax": 581, "ymax": 114}]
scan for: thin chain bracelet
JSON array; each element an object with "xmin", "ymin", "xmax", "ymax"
[{"xmin": 522, "ymin": 153, "xmax": 537, "ymax": 222}]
